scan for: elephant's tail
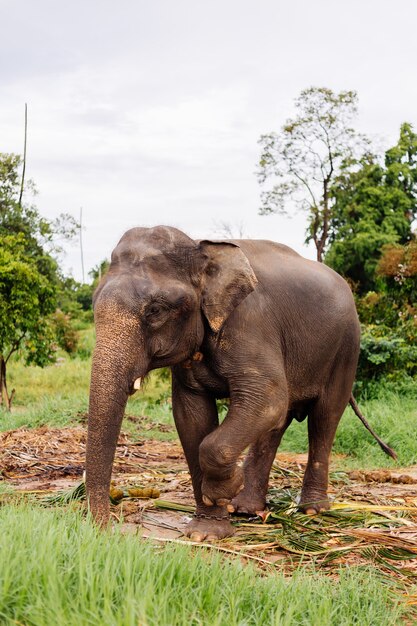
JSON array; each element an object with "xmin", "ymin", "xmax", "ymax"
[{"xmin": 349, "ymin": 394, "xmax": 397, "ymax": 460}]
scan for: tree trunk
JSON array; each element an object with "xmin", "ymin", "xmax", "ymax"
[
  {"xmin": 0, "ymin": 356, "xmax": 14, "ymax": 412},
  {"xmin": 316, "ymin": 176, "xmax": 332, "ymax": 264}
]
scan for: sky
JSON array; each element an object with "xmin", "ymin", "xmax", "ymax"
[{"xmin": 1, "ymin": 0, "xmax": 417, "ymax": 281}]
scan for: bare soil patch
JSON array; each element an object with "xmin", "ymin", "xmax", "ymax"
[{"xmin": 1, "ymin": 426, "xmax": 417, "ymax": 587}]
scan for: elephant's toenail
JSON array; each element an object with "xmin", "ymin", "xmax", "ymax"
[
  {"xmin": 256, "ymin": 510, "xmax": 269, "ymax": 522},
  {"xmin": 304, "ymin": 507, "xmax": 318, "ymax": 516},
  {"xmin": 216, "ymin": 498, "xmax": 229, "ymax": 506},
  {"xmin": 202, "ymin": 495, "xmax": 214, "ymax": 506},
  {"xmin": 227, "ymin": 504, "xmax": 235, "ymax": 513}
]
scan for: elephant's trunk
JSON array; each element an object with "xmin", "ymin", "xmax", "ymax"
[{"xmin": 86, "ymin": 330, "xmax": 147, "ymax": 525}]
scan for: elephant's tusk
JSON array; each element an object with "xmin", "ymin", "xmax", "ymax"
[{"xmin": 133, "ymin": 377, "xmax": 142, "ymax": 390}]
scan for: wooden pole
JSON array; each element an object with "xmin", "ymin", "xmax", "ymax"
[
  {"xmin": 18, "ymin": 103, "xmax": 28, "ymax": 207},
  {"xmin": 80, "ymin": 207, "xmax": 85, "ymax": 283}
]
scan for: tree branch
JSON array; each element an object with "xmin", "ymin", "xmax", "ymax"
[
  {"xmin": 5, "ymin": 332, "xmax": 26, "ymax": 364},
  {"xmin": 292, "ymin": 170, "xmax": 318, "ymax": 208}
]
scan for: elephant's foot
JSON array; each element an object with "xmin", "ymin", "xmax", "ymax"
[
  {"xmin": 184, "ymin": 507, "xmax": 234, "ymax": 542},
  {"xmin": 230, "ymin": 488, "xmax": 267, "ymax": 516},
  {"xmin": 201, "ymin": 465, "xmax": 244, "ymax": 508},
  {"xmin": 299, "ymin": 491, "xmax": 330, "ymax": 515}
]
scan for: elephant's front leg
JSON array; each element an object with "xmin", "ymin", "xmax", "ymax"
[
  {"xmin": 231, "ymin": 420, "xmax": 291, "ymax": 515},
  {"xmin": 199, "ymin": 381, "xmax": 288, "ymax": 511},
  {"xmin": 172, "ymin": 373, "xmax": 234, "ymax": 541}
]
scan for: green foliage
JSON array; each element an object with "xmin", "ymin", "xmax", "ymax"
[
  {"xmin": 324, "ymin": 125, "xmax": 417, "ymax": 387},
  {"xmin": 0, "ymin": 152, "xmax": 80, "ymax": 407},
  {"xmin": 0, "ymin": 505, "xmax": 408, "ymax": 625},
  {"xmin": 0, "ymin": 154, "xmax": 77, "ymax": 285},
  {"xmin": 326, "ymin": 124, "xmax": 417, "ymax": 293},
  {"xmin": 89, "ymin": 258, "xmax": 109, "ymax": 287},
  {"xmin": 53, "ymin": 258, "xmax": 109, "ymax": 327},
  {"xmin": 0, "ymin": 234, "xmax": 56, "ymax": 367},
  {"xmin": 75, "ymin": 282, "xmax": 94, "ymax": 311},
  {"xmin": 50, "ymin": 310, "xmax": 79, "ymax": 355},
  {"xmin": 74, "ymin": 324, "xmax": 95, "ymax": 360},
  {"xmin": 57, "ymin": 275, "xmax": 96, "ymax": 316},
  {"xmin": 357, "ymin": 325, "xmax": 417, "ymax": 384},
  {"xmin": 352, "ymin": 244, "xmax": 417, "ymax": 386}
]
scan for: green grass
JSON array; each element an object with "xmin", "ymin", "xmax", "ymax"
[
  {"xmin": 279, "ymin": 391, "xmax": 417, "ymax": 469},
  {"xmin": 2, "ymin": 351, "xmax": 171, "ymax": 434},
  {"xmin": 0, "ymin": 503, "xmax": 410, "ymax": 626}
]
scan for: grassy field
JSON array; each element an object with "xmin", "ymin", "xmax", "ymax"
[
  {"xmin": 1, "ymin": 337, "xmax": 416, "ymax": 625},
  {"xmin": 0, "ymin": 504, "xmax": 410, "ymax": 626}
]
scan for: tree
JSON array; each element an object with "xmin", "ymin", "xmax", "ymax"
[
  {"xmin": 89, "ymin": 259, "xmax": 109, "ymax": 289},
  {"xmin": 353, "ymin": 241, "xmax": 417, "ymax": 387},
  {"xmin": 0, "ymin": 235, "xmax": 56, "ymax": 409},
  {"xmin": 324, "ymin": 125, "xmax": 417, "ymax": 388},
  {"xmin": 325, "ymin": 124, "xmax": 417, "ymax": 292},
  {"xmin": 257, "ymin": 87, "xmax": 369, "ymax": 261},
  {"xmin": 0, "ymin": 152, "xmax": 78, "ymax": 409},
  {"xmin": 57, "ymin": 275, "xmax": 92, "ymax": 314}
]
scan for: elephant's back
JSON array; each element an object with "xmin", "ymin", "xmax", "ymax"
[
  {"xmin": 235, "ymin": 239, "xmax": 354, "ymax": 312},
  {"xmin": 236, "ymin": 238, "xmax": 359, "ymax": 348},
  {"xmin": 231, "ymin": 238, "xmax": 301, "ymax": 260}
]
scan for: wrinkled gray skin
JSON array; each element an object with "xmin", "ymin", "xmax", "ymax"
[{"xmin": 86, "ymin": 225, "xmax": 360, "ymax": 540}]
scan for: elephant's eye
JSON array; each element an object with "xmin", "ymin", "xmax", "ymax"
[
  {"xmin": 148, "ymin": 304, "xmax": 163, "ymax": 316},
  {"xmin": 205, "ymin": 262, "xmax": 219, "ymax": 277}
]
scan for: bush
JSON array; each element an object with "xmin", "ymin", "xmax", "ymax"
[
  {"xmin": 357, "ymin": 324, "xmax": 417, "ymax": 387},
  {"xmin": 50, "ymin": 310, "xmax": 79, "ymax": 355}
]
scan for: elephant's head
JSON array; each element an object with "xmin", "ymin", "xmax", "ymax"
[{"xmin": 86, "ymin": 225, "xmax": 257, "ymax": 523}]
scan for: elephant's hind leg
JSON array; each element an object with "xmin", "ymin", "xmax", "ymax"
[
  {"xmin": 300, "ymin": 376, "xmax": 354, "ymax": 514},
  {"xmin": 231, "ymin": 418, "xmax": 291, "ymax": 515},
  {"xmin": 300, "ymin": 324, "xmax": 359, "ymax": 514}
]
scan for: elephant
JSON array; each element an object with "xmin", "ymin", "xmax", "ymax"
[{"xmin": 86, "ymin": 225, "xmax": 395, "ymax": 541}]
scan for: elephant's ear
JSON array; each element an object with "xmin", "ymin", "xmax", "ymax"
[{"xmin": 198, "ymin": 241, "xmax": 258, "ymax": 332}]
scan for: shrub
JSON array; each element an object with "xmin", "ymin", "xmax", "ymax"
[
  {"xmin": 50, "ymin": 310, "xmax": 79, "ymax": 355},
  {"xmin": 357, "ymin": 324, "xmax": 417, "ymax": 385}
]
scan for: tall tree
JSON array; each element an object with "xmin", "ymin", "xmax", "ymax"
[
  {"xmin": 325, "ymin": 123, "xmax": 417, "ymax": 292},
  {"xmin": 257, "ymin": 87, "xmax": 369, "ymax": 261},
  {"xmin": 0, "ymin": 152, "xmax": 78, "ymax": 410},
  {"xmin": 0, "ymin": 234, "xmax": 56, "ymax": 409}
]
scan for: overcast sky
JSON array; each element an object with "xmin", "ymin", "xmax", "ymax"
[{"xmin": 2, "ymin": 1, "xmax": 417, "ymax": 280}]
